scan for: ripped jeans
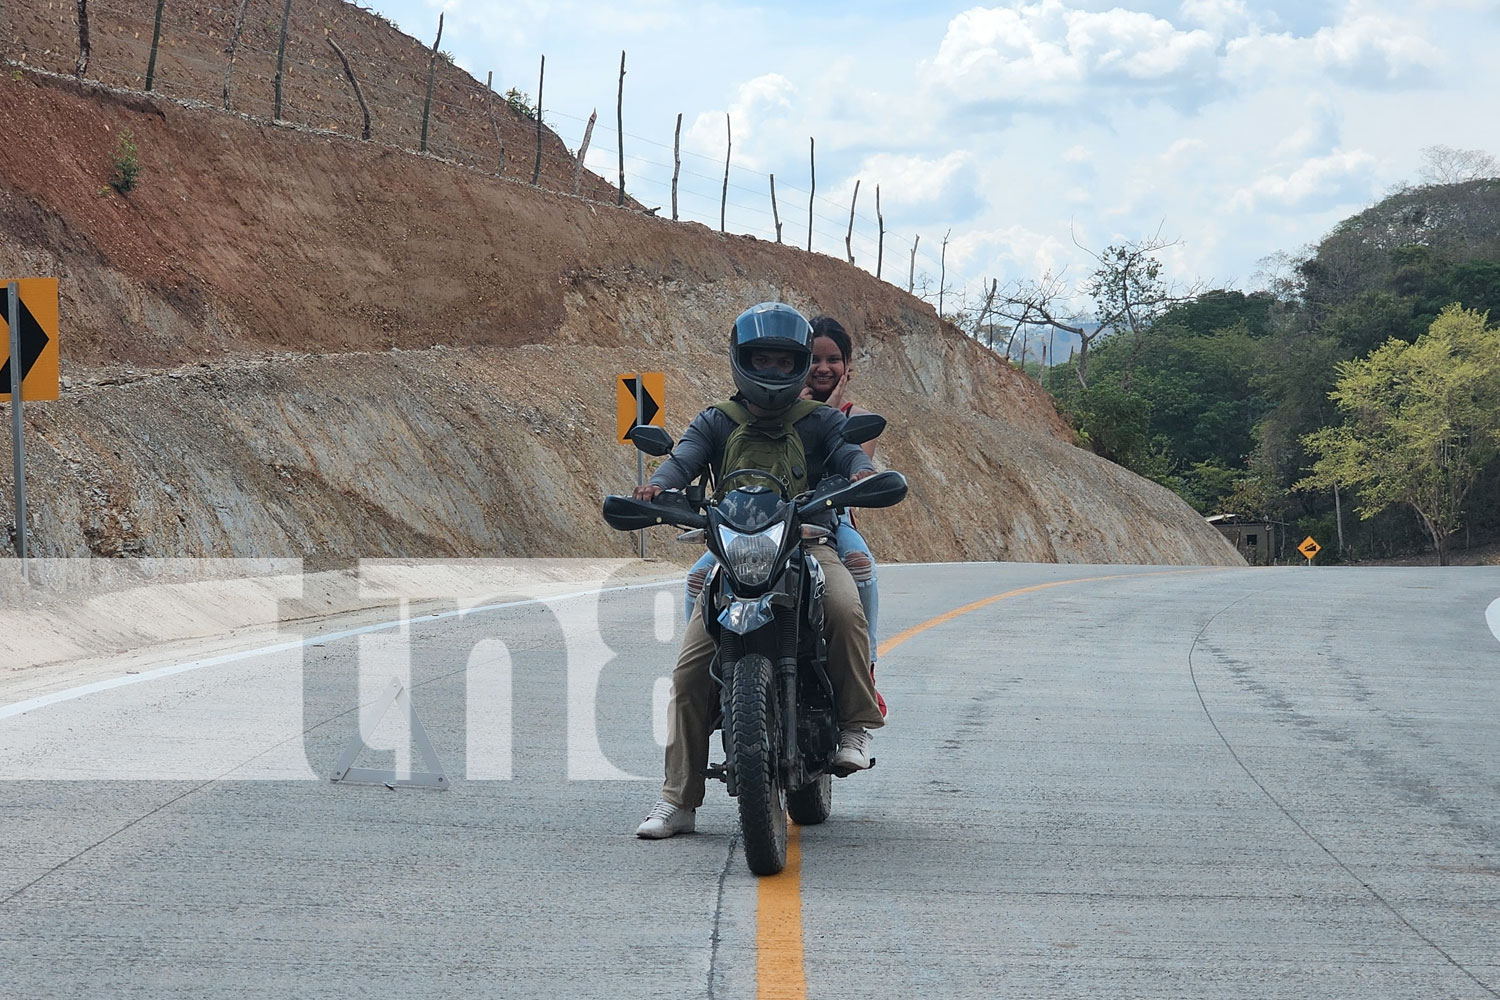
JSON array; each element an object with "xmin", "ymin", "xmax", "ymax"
[{"xmin": 684, "ymin": 512, "xmax": 879, "ymax": 657}]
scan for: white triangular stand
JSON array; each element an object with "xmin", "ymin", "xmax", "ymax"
[{"xmin": 330, "ymin": 678, "xmax": 449, "ymax": 789}]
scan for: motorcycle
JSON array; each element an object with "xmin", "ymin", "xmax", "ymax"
[{"xmin": 602, "ymin": 415, "xmax": 907, "ymax": 875}]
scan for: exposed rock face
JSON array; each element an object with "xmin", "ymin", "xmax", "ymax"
[{"xmin": 0, "ymin": 69, "xmax": 1241, "ymax": 567}]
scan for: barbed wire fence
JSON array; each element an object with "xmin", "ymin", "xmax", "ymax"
[{"xmin": 3, "ymin": 0, "xmax": 1018, "ymax": 340}]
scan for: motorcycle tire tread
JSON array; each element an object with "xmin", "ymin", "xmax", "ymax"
[{"xmin": 730, "ymin": 653, "xmax": 788, "ymax": 876}]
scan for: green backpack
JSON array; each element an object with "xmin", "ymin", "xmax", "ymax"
[{"xmin": 711, "ymin": 398, "xmax": 825, "ymax": 497}]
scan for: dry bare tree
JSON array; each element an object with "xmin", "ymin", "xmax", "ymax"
[
  {"xmin": 993, "ymin": 229, "xmax": 1197, "ymax": 388},
  {"xmin": 1419, "ymin": 145, "xmax": 1500, "ymax": 185}
]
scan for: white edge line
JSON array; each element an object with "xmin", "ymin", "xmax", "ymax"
[{"xmin": 1, "ymin": 577, "xmax": 684, "ymax": 721}]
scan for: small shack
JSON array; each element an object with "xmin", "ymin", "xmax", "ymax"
[{"xmin": 1206, "ymin": 514, "xmax": 1276, "ymax": 565}]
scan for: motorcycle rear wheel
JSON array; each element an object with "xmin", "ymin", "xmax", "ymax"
[
  {"xmin": 730, "ymin": 653, "xmax": 788, "ymax": 876},
  {"xmin": 786, "ymin": 772, "xmax": 832, "ymax": 825}
]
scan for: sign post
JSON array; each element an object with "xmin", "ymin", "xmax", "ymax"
[
  {"xmin": 617, "ymin": 372, "xmax": 666, "ymax": 560},
  {"xmin": 1298, "ymin": 536, "xmax": 1322, "ymax": 565},
  {"xmin": 635, "ymin": 373, "xmax": 645, "ymax": 558},
  {"xmin": 2, "ymin": 277, "xmax": 61, "ymax": 580},
  {"xmin": 7, "ymin": 282, "xmax": 26, "ymax": 577}
]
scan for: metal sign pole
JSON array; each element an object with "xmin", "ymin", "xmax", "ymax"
[
  {"xmin": 635, "ymin": 372, "xmax": 646, "ymax": 559},
  {"xmin": 8, "ymin": 282, "xmax": 29, "ymax": 580}
]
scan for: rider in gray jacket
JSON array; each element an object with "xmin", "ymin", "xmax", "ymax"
[{"xmin": 633, "ymin": 303, "xmax": 885, "ymax": 839}]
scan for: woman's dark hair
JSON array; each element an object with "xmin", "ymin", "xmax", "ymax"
[{"xmin": 809, "ymin": 315, "xmax": 852, "ymax": 363}]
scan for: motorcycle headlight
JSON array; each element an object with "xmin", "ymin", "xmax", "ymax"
[{"xmin": 717, "ymin": 522, "xmax": 786, "ymax": 587}]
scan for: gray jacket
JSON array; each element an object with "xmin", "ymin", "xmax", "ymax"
[{"xmin": 648, "ymin": 401, "xmax": 875, "ymax": 504}]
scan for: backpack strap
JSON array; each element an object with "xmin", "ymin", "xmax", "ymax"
[
  {"xmin": 711, "ymin": 397, "xmax": 825, "ymax": 429},
  {"xmin": 711, "ymin": 399, "xmax": 753, "ymax": 426}
]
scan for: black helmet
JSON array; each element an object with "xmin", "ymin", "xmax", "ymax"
[{"xmin": 729, "ymin": 302, "xmax": 813, "ymax": 411}]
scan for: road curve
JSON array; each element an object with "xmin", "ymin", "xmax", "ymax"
[{"xmin": 2, "ymin": 562, "xmax": 1498, "ymax": 999}]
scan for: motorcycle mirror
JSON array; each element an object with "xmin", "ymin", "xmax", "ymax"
[
  {"xmin": 626, "ymin": 425, "xmax": 674, "ymax": 457},
  {"xmin": 841, "ymin": 413, "xmax": 886, "ymax": 446},
  {"xmin": 797, "ymin": 470, "xmax": 908, "ymax": 515}
]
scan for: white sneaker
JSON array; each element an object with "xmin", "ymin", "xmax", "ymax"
[
  {"xmin": 636, "ymin": 800, "xmax": 696, "ymax": 839},
  {"xmin": 832, "ymin": 728, "xmax": 874, "ymax": 772}
]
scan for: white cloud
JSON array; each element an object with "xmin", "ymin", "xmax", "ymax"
[
  {"xmin": 1231, "ymin": 150, "xmax": 1380, "ymax": 212},
  {"xmin": 1225, "ymin": 8, "xmax": 1441, "ymax": 87},
  {"xmin": 856, "ymin": 151, "xmax": 983, "ymax": 221},
  {"xmin": 1160, "ymin": 137, "xmax": 1207, "ymax": 163},
  {"xmin": 932, "ymin": 1, "xmax": 1217, "ymax": 107},
  {"xmin": 1177, "ymin": 0, "xmax": 1253, "ymax": 37},
  {"xmin": 684, "ymin": 74, "xmax": 798, "ymax": 170},
  {"xmin": 1273, "ymin": 98, "xmax": 1342, "ymax": 158},
  {"xmin": 1313, "ymin": 9, "xmax": 1442, "ymax": 83}
]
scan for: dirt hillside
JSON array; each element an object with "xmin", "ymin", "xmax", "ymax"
[{"xmin": 0, "ymin": 29, "xmax": 1242, "ymax": 567}]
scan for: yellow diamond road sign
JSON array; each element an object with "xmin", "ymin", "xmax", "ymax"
[
  {"xmin": 617, "ymin": 372, "xmax": 664, "ymax": 444},
  {"xmin": 1, "ymin": 277, "xmax": 60, "ymax": 403},
  {"xmin": 1298, "ymin": 536, "xmax": 1322, "ymax": 561}
]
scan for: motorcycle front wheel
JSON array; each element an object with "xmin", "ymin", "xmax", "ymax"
[{"xmin": 730, "ymin": 653, "xmax": 788, "ymax": 876}]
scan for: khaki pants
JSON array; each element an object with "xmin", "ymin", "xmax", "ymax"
[{"xmin": 661, "ymin": 543, "xmax": 883, "ymax": 809}]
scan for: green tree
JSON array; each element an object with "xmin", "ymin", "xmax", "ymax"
[{"xmin": 1297, "ymin": 305, "xmax": 1500, "ymax": 564}]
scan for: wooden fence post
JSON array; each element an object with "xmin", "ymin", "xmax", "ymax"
[
  {"xmin": 939, "ymin": 228, "xmax": 951, "ymax": 315},
  {"xmin": 845, "ymin": 179, "xmax": 859, "ymax": 264},
  {"xmin": 875, "ymin": 185, "xmax": 884, "ymax": 280},
  {"xmin": 574, "ymin": 109, "xmax": 596, "ymax": 194},
  {"xmin": 221, "ymin": 0, "xmax": 248, "ymax": 110},
  {"xmin": 770, "ymin": 174, "xmax": 782, "ymax": 243},
  {"xmin": 327, "ymin": 37, "xmax": 370, "ymax": 139},
  {"xmin": 420, "ymin": 12, "xmax": 443, "ymax": 153},
  {"xmin": 74, "ymin": 0, "xmax": 89, "ymax": 77},
  {"xmin": 909, "ymin": 235, "xmax": 919, "ymax": 293},
  {"xmin": 144, "ymin": 0, "xmax": 166, "ymax": 91},
  {"xmin": 486, "ymin": 71, "xmax": 505, "ymax": 175},
  {"xmin": 720, "ymin": 113, "xmax": 731, "ymax": 233},
  {"xmin": 615, "ymin": 51, "xmax": 625, "ymax": 206},
  {"xmin": 272, "ymin": 0, "xmax": 291, "ymax": 118},
  {"xmin": 531, "ymin": 54, "xmax": 544, "ymax": 185},
  {"xmin": 671, "ymin": 113, "xmax": 681, "ymax": 221},
  {"xmin": 807, "ymin": 137, "xmax": 815, "ymax": 252}
]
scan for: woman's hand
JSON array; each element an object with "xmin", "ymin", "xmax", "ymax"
[{"xmin": 823, "ymin": 371, "xmax": 850, "ymax": 410}]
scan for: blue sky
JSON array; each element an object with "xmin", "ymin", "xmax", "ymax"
[{"xmin": 362, "ymin": 0, "xmax": 1500, "ymax": 316}]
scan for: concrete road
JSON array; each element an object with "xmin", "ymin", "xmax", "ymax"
[{"xmin": 2, "ymin": 563, "xmax": 1498, "ymax": 999}]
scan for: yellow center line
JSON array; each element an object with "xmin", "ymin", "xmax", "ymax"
[
  {"xmin": 756, "ymin": 566, "xmax": 1227, "ymax": 1000},
  {"xmin": 756, "ymin": 824, "xmax": 804, "ymax": 999}
]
